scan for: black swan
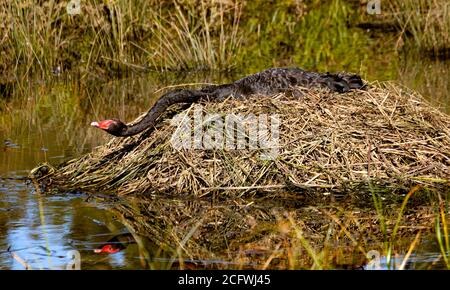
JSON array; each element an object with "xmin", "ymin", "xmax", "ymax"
[{"xmin": 91, "ymin": 68, "xmax": 365, "ymax": 137}]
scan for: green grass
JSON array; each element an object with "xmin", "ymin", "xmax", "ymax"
[
  {"xmin": 435, "ymin": 196, "xmax": 450, "ymax": 268},
  {"xmin": 1, "ymin": 0, "xmax": 447, "ymax": 78},
  {"xmin": 387, "ymin": 0, "xmax": 449, "ymax": 56}
]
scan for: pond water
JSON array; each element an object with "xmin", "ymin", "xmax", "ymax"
[{"xmin": 0, "ymin": 50, "xmax": 448, "ymax": 269}]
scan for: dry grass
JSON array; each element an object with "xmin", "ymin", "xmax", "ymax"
[
  {"xmin": 30, "ymin": 82, "xmax": 450, "ymax": 198},
  {"xmin": 148, "ymin": 0, "xmax": 243, "ymax": 71},
  {"xmin": 0, "ymin": 0, "xmax": 243, "ymax": 77}
]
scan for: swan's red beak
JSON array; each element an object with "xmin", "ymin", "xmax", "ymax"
[
  {"xmin": 91, "ymin": 120, "xmax": 114, "ymax": 130},
  {"xmin": 94, "ymin": 244, "xmax": 121, "ymax": 254}
]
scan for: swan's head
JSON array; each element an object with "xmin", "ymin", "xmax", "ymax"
[{"xmin": 90, "ymin": 119, "xmax": 127, "ymax": 136}]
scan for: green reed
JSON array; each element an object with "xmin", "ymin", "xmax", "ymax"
[{"xmin": 388, "ymin": 0, "xmax": 449, "ymax": 55}]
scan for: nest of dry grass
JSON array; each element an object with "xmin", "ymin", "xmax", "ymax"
[{"xmin": 30, "ymin": 82, "xmax": 450, "ymax": 199}]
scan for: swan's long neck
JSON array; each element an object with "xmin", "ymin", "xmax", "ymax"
[{"xmin": 119, "ymin": 89, "xmax": 211, "ymax": 137}]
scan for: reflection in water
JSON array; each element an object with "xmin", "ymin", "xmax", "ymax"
[
  {"xmin": 0, "ymin": 50, "xmax": 448, "ymax": 269},
  {"xmin": 103, "ymin": 193, "xmax": 450, "ymax": 270},
  {"xmin": 397, "ymin": 52, "xmax": 449, "ymax": 112},
  {"xmin": 0, "ymin": 176, "xmax": 132, "ymax": 269},
  {"xmin": 93, "ymin": 233, "xmax": 136, "ymax": 254},
  {"xmin": 0, "ymin": 174, "xmax": 447, "ymax": 269}
]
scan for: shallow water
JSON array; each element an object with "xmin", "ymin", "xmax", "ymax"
[{"xmin": 0, "ymin": 50, "xmax": 448, "ymax": 269}]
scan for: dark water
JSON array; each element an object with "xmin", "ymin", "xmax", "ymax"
[{"xmin": 0, "ymin": 53, "xmax": 449, "ymax": 269}]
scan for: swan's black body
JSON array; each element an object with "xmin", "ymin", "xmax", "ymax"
[{"xmin": 92, "ymin": 68, "xmax": 365, "ymax": 137}]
